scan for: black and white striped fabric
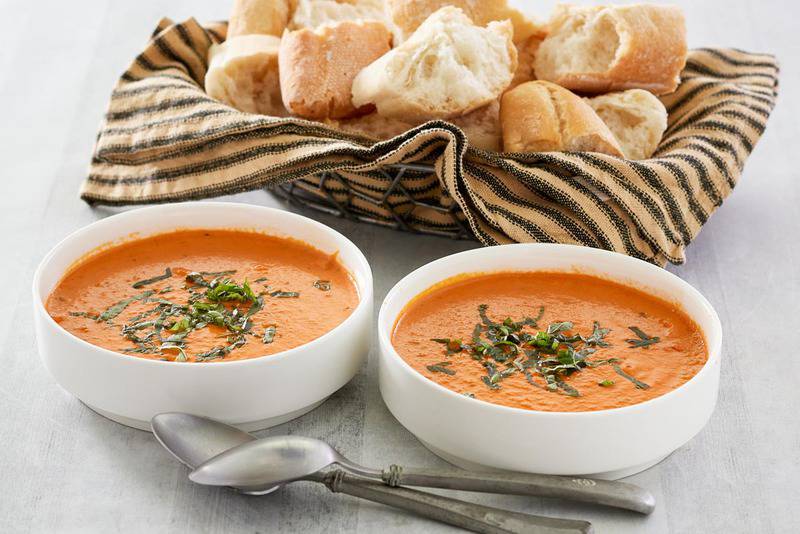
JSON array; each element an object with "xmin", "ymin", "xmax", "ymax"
[{"xmin": 82, "ymin": 18, "xmax": 779, "ymax": 265}]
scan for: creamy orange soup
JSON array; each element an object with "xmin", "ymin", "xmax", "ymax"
[
  {"xmin": 391, "ymin": 272, "xmax": 708, "ymax": 412},
  {"xmin": 46, "ymin": 229, "xmax": 358, "ymax": 362}
]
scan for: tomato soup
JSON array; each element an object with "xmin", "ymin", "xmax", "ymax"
[
  {"xmin": 46, "ymin": 229, "xmax": 358, "ymax": 362},
  {"xmin": 391, "ymin": 272, "xmax": 708, "ymax": 412}
]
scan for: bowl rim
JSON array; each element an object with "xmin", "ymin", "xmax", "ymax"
[
  {"xmin": 32, "ymin": 201, "xmax": 373, "ymax": 368},
  {"xmin": 378, "ymin": 243, "xmax": 722, "ymax": 418}
]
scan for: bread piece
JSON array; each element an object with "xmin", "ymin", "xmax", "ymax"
[
  {"xmin": 279, "ymin": 21, "xmax": 392, "ymax": 119},
  {"xmin": 289, "ymin": 0, "xmax": 388, "ymax": 30},
  {"xmin": 387, "ymin": 0, "xmax": 542, "ymax": 43},
  {"xmin": 500, "ymin": 81, "xmax": 623, "ymax": 155},
  {"xmin": 205, "ymin": 35, "xmax": 286, "ymax": 116},
  {"xmin": 330, "ymin": 100, "xmax": 502, "ymax": 151},
  {"xmin": 509, "ymin": 30, "xmax": 547, "ymax": 89},
  {"xmin": 534, "ymin": 4, "xmax": 687, "ymax": 95},
  {"xmin": 351, "ymin": 6, "xmax": 517, "ymax": 121},
  {"xmin": 227, "ymin": 0, "xmax": 291, "ymax": 37},
  {"xmin": 450, "ymin": 99, "xmax": 502, "ymax": 152},
  {"xmin": 585, "ymin": 89, "xmax": 667, "ymax": 160}
]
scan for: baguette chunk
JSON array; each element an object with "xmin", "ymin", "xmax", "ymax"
[
  {"xmin": 280, "ymin": 21, "xmax": 393, "ymax": 119},
  {"xmin": 534, "ymin": 4, "xmax": 687, "ymax": 95},
  {"xmin": 227, "ymin": 0, "xmax": 291, "ymax": 37},
  {"xmin": 501, "ymin": 81, "xmax": 623, "ymax": 156},
  {"xmin": 586, "ymin": 89, "xmax": 668, "ymax": 160},
  {"xmin": 351, "ymin": 6, "xmax": 517, "ymax": 121},
  {"xmin": 387, "ymin": 0, "xmax": 541, "ymax": 43},
  {"xmin": 205, "ymin": 35, "xmax": 285, "ymax": 116}
]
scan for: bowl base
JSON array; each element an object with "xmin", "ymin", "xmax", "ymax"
[
  {"xmin": 84, "ymin": 397, "xmax": 329, "ymax": 433},
  {"xmin": 418, "ymin": 438, "xmax": 669, "ymax": 480}
]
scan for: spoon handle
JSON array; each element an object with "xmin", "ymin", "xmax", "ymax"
[
  {"xmin": 317, "ymin": 470, "xmax": 592, "ymax": 534},
  {"xmin": 380, "ymin": 466, "xmax": 655, "ymax": 515}
]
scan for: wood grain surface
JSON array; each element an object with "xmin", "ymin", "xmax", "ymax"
[{"xmin": 0, "ymin": 0, "xmax": 797, "ymax": 532}]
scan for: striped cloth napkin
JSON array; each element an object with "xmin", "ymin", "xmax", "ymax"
[{"xmin": 82, "ymin": 18, "xmax": 779, "ymax": 266}]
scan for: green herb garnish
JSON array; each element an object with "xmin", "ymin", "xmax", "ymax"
[
  {"xmin": 481, "ymin": 374, "xmax": 501, "ymax": 389},
  {"xmin": 270, "ymin": 290, "xmax": 300, "ymax": 298},
  {"xmin": 205, "ymin": 278, "xmax": 257, "ymax": 303},
  {"xmin": 90, "ymin": 268, "xmax": 304, "ymax": 362},
  {"xmin": 598, "ymin": 379, "xmax": 615, "ymax": 387},
  {"xmin": 626, "ymin": 326, "xmax": 660, "ymax": 348},
  {"xmin": 262, "ymin": 325, "xmax": 277, "ymax": 344},
  {"xmin": 430, "ymin": 305, "xmax": 634, "ymax": 397},
  {"xmin": 195, "ymin": 336, "xmax": 246, "ymax": 362},
  {"xmin": 586, "ymin": 321, "xmax": 611, "ymax": 347},
  {"xmin": 478, "ymin": 304, "xmax": 497, "ymax": 328},
  {"xmin": 431, "ymin": 338, "xmax": 464, "ymax": 354},
  {"xmin": 426, "ymin": 361, "xmax": 455, "ymax": 375},
  {"xmin": 69, "ymin": 311, "xmax": 99, "ymax": 320},
  {"xmin": 97, "ymin": 290, "xmax": 155, "ymax": 322},
  {"xmin": 556, "ymin": 380, "xmax": 580, "ymax": 397},
  {"xmin": 169, "ymin": 316, "xmax": 191, "ymax": 332},
  {"xmin": 160, "ymin": 343, "xmax": 188, "ymax": 362},
  {"xmin": 185, "ymin": 272, "xmax": 211, "ymax": 287},
  {"xmin": 132, "ymin": 268, "xmax": 172, "ymax": 289},
  {"xmin": 613, "ymin": 364, "xmax": 650, "ymax": 389},
  {"xmin": 314, "ymin": 280, "xmax": 331, "ymax": 291},
  {"xmin": 199, "ymin": 270, "xmax": 237, "ymax": 277}
]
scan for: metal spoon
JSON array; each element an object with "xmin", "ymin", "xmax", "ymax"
[
  {"xmin": 152, "ymin": 413, "xmax": 592, "ymax": 533},
  {"xmin": 190, "ymin": 435, "xmax": 655, "ymax": 515},
  {"xmin": 151, "ymin": 412, "xmax": 278, "ymax": 495}
]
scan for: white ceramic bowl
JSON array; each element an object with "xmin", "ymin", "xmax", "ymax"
[
  {"xmin": 378, "ymin": 244, "xmax": 721, "ymax": 479},
  {"xmin": 33, "ymin": 202, "xmax": 372, "ymax": 432}
]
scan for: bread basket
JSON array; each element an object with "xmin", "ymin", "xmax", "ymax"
[{"xmin": 82, "ymin": 18, "xmax": 779, "ymax": 266}]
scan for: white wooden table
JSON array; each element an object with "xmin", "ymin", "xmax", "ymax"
[{"xmin": 1, "ymin": 0, "xmax": 797, "ymax": 532}]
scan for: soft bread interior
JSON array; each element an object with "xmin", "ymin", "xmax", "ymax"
[
  {"xmin": 205, "ymin": 35, "xmax": 286, "ymax": 116},
  {"xmin": 351, "ymin": 6, "xmax": 516, "ymax": 120},
  {"xmin": 586, "ymin": 89, "xmax": 667, "ymax": 159},
  {"xmin": 535, "ymin": 6, "xmax": 622, "ymax": 78},
  {"xmin": 289, "ymin": 0, "xmax": 389, "ymax": 30},
  {"xmin": 387, "ymin": 0, "xmax": 542, "ymax": 43},
  {"xmin": 228, "ymin": 0, "xmax": 291, "ymax": 37}
]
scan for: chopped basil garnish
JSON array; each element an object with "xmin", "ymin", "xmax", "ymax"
[
  {"xmin": 426, "ymin": 361, "xmax": 455, "ymax": 375},
  {"xmin": 132, "ymin": 268, "xmax": 172, "ymax": 289},
  {"xmin": 428, "ymin": 305, "xmax": 644, "ymax": 398},
  {"xmin": 314, "ymin": 280, "xmax": 331, "ymax": 291},
  {"xmin": 626, "ymin": 326, "xmax": 660, "ymax": 348}
]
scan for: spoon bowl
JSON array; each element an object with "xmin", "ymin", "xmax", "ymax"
[
  {"xmin": 189, "ymin": 436, "xmax": 375, "ymax": 488},
  {"xmin": 151, "ymin": 412, "xmax": 280, "ymax": 494}
]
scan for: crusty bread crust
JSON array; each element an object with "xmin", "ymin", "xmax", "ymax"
[
  {"xmin": 228, "ymin": 0, "xmax": 291, "ymax": 38},
  {"xmin": 501, "ymin": 81, "xmax": 624, "ymax": 155},
  {"xmin": 279, "ymin": 21, "xmax": 392, "ymax": 119},
  {"xmin": 387, "ymin": 0, "xmax": 542, "ymax": 43},
  {"xmin": 534, "ymin": 4, "xmax": 687, "ymax": 95}
]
